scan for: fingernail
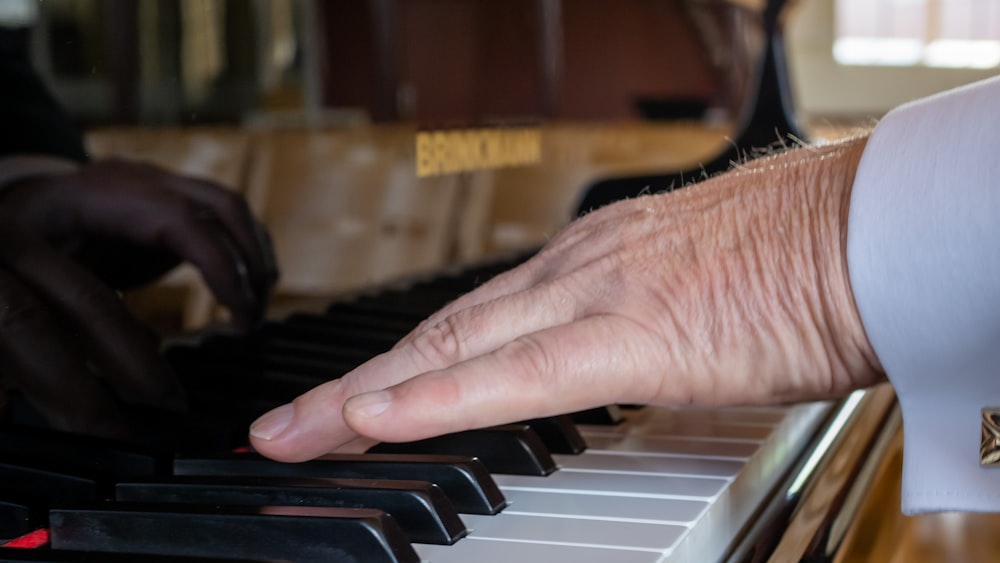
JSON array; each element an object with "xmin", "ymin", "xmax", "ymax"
[
  {"xmin": 345, "ymin": 391, "xmax": 392, "ymax": 419},
  {"xmin": 250, "ymin": 404, "xmax": 294, "ymax": 440}
]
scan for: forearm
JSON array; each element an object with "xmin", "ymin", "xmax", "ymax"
[{"xmin": 668, "ymin": 134, "xmax": 882, "ymax": 403}]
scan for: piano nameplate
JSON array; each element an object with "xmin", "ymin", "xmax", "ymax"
[{"xmin": 416, "ymin": 127, "xmax": 541, "ymax": 177}]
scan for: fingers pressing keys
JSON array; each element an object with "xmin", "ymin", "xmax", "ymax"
[{"xmin": 0, "ymin": 424, "xmax": 524, "ymax": 561}]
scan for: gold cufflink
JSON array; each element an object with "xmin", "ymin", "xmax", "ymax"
[{"xmin": 981, "ymin": 408, "xmax": 1000, "ymax": 466}]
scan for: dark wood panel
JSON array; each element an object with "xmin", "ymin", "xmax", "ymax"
[{"xmin": 317, "ymin": 0, "xmax": 720, "ymax": 124}]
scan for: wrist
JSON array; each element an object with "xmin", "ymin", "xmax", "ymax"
[
  {"xmin": 712, "ymin": 135, "xmax": 884, "ymax": 401},
  {"xmin": 808, "ymin": 136, "xmax": 885, "ymax": 392}
]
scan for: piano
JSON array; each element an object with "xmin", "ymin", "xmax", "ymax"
[
  {"xmin": 0, "ymin": 0, "xmax": 905, "ymax": 560},
  {"xmin": 0, "ymin": 249, "xmax": 899, "ymax": 562}
]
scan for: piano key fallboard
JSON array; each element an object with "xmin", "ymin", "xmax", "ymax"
[{"xmin": 0, "ymin": 254, "xmax": 835, "ymax": 562}]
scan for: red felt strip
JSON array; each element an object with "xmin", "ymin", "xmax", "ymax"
[{"xmin": 2, "ymin": 528, "xmax": 49, "ymax": 548}]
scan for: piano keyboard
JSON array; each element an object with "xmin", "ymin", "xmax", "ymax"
[
  {"xmin": 413, "ymin": 402, "xmax": 829, "ymax": 563},
  {"xmin": 0, "ymin": 253, "xmax": 835, "ymax": 562}
]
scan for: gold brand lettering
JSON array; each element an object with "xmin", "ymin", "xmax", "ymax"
[{"xmin": 415, "ymin": 127, "xmax": 541, "ymax": 177}]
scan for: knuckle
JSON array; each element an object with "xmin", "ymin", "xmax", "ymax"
[
  {"xmin": 503, "ymin": 334, "xmax": 559, "ymax": 386},
  {"xmin": 411, "ymin": 315, "xmax": 468, "ymax": 367}
]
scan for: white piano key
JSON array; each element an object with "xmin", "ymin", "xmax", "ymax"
[
  {"xmin": 583, "ymin": 417, "xmax": 776, "ymax": 440},
  {"xmin": 585, "ymin": 405, "xmax": 788, "ymax": 431},
  {"xmin": 460, "ymin": 513, "xmax": 687, "ymax": 550},
  {"xmin": 501, "ymin": 488, "xmax": 707, "ymax": 523},
  {"xmin": 580, "ymin": 407, "xmax": 787, "ymax": 441},
  {"xmin": 418, "ymin": 400, "xmax": 834, "ymax": 563},
  {"xmin": 662, "ymin": 405, "xmax": 790, "ymax": 423},
  {"xmin": 554, "ymin": 451, "xmax": 745, "ymax": 478},
  {"xmin": 414, "ymin": 537, "xmax": 665, "ymax": 563},
  {"xmin": 493, "ymin": 470, "xmax": 728, "ymax": 500},
  {"xmin": 581, "ymin": 433, "xmax": 759, "ymax": 458}
]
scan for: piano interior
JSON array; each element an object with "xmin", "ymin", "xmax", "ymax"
[{"xmin": 2, "ymin": 1, "xmax": 1000, "ymax": 561}]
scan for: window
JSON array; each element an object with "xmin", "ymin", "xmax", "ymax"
[{"xmin": 834, "ymin": 0, "xmax": 1000, "ymax": 68}]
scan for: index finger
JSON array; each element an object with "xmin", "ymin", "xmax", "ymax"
[
  {"xmin": 346, "ymin": 316, "xmax": 660, "ymax": 442},
  {"xmin": 250, "ymin": 281, "xmax": 585, "ymax": 461},
  {"xmin": 252, "ymin": 314, "xmax": 661, "ymax": 462}
]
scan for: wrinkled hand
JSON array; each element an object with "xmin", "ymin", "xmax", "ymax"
[
  {"xmin": 0, "ymin": 216, "xmax": 183, "ymax": 438},
  {"xmin": 250, "ymin": 137, "xmax": 884, "ymax": 463},
  {"xmin": 0, "ymin": 160, "xmax": 279, "ymax": 330}
]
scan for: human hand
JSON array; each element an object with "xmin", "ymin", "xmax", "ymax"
[
  {"xmin": 0, "ymin": 160, "xmax": 278, "ymax": 330},
  {"xmin": 250, "ymin": 137, "xmax": 884, "ymax": 462},
  {"xmin": 0, "ymin": 216, "xmax": 183, "ymax": 438}
]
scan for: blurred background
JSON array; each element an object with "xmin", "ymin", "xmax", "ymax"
[
  {"xmin": 2, "ymin": 0, "xmax": 998, "ymax": 332},
  {"xmin": 7, "ymin": 0, "xmax": 998, "ymax": 126}
]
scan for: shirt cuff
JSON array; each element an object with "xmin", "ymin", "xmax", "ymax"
[
  {"xmin": 847, "ymin": 75, "xmax": 1000, "ymax": 514},
  {"xmin": 0, "ymin": 154, "xmax": 80, "ymax": 194}
]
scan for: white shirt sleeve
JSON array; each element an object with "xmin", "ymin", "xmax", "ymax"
[{"xmin": 847, "ymin": 74, "xmax": 1000, "ymax": 514}]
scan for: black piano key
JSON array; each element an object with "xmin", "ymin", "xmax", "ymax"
[
  {"xmin": 2, "ymin": 393, "xmax": 240, "ymax": 457},
  {"xmin": 118, "ymin": 408, "xmax": 246, "ymax": 456},
  {"xmin": 522, "ymin": 415, "xmax": 588, "ymax": 455},
  {"xmin": 0, "ymin": 458, "xmax": 102, "ymax": 506},
  {"xmin": 184, "ymin": 361, "xmax": 341, "ymax": 396},
  {"xmin": 168, "ymin": 356, "xmax": 333, "ymax": 399},
  {"xmin": 206, "ymin": 334, "xmax": 375, "ymax": 367},
  {"xmin": 337, "ymin": 287, "xmax": 458, "ymax": 318},
  {"xmin": 49, "ymin": 503, "xmax": 419, "ymax": 563},
  {"xmin": 182, "ymin": 370, "xmax": 322, "ymax": 403},
  {"xmin": 173, "ymin": 453, "xmax": 506, "ymax": 515},
  {"xmin": 0, "ymin": 427, "xmax": 166, "ymax": 479},
  {"xmin": 405, "ymin": 273, "xmax": 486, "ymax": 293},
  {"xmin": 173, "ymin": 393, "xmax": 284, "ymax": 438},
  {"xmin": 571, "ymin": 404, "xmax": 626, "ymax": 425},
  {"xmin": 325, "ymin": 301, "xmax": 429, "ymax": 324},
  {"xmin": 294, "ymin": 310, "xmax": 418, "ymax": 335},
  {"xmin": 172, "ymin": 340, "xmax": 358, "ymax": 379},
  {"xmin": 164, "ymin": 345, "xmax": 267, "ymax": 380},
  {"xmin": 251, "ymin": 353, "xmax": 356, "ymax": 378},
  {"xmin": 0, "ymin": 493, "xmax": 45, "ymax": 541},
  {"xmin": 260, "ymin": 320, "xmax": 398, "ymax": 354},
  {"xmin": 0, "ymin": 547, "xmax": 253, "ymax": 562},
  {"xmin": 115, "ymin": 475, "xmax": 467, "ymax": 545},
  {"xmin": 369, "ymin": 424, "xmax": 557, "ymax": 476},
  {"xmin": 1, "ymin": 394, "xmax": 48, "ymax": 429}
]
